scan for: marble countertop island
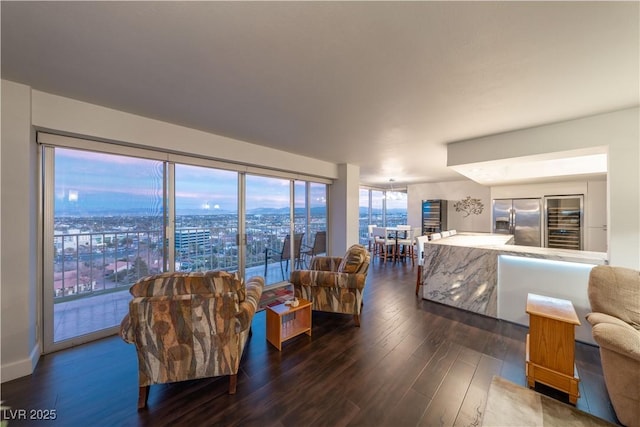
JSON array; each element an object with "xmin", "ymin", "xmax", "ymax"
[
  {"xmin": 421, "ymin": 232, "xmax": 608, "ymax": 318},
  {"xmin": 428, "ymin": 232, "xmax": 608, "ymax": 265}
]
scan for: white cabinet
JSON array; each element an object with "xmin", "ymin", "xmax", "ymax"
[
  {"xmin": 587, "ymin": 227, "xmax": 607, "ymax": 252},
  {"xmin": 586, "ymin": 181, "xmax": 607, "ymax": 252}
]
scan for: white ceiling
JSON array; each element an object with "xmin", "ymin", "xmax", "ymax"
[{"xmin": 2, "ymin": 1, "xmax": 638, "ymax": 187}]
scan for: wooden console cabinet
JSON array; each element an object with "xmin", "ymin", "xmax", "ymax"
[{"xmin": 525, "ymin": 293, "xmax": 581, "ymax": 404}]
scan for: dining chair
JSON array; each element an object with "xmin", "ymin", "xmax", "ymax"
[
  {"xmin": 430, "ymin": 232, "xmax": 442, "ymax": 241},
  {"xmin": 372, "ymin": 227, "xmax": 395, "ymax": 262},
  {"xmin": 367, "ymin": 224, "xmax": 377, "ymax": 254},
  {"xmin": 396, "ymin": 226, "xmax": 415, "ymax": 264},
  {"xmin": 441, "ymin": 230, "xmax": 451, "ymax": 237},
  {"xmin": 264, "ymin": 233, "xmax": 304, "ymax": 280},
  {"xmin": 450, "ymin": 229, "xmax": 457, "ymax": 236},
  {"xmin": 301, "ymin": 231, "xmax": 326, "ymax": 267},
  {"xmin": 414, "ymin": 235, "xmax": 430, "ymax": 295}
]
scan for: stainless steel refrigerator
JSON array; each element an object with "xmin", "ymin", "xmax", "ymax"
[{"xmin": 492, "ymin": 198, "xmax": 542, "ymax": 247}]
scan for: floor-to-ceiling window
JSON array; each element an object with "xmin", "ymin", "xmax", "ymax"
[
  {"xmin": 358, "ymin": 187, "xmax": 408, "ymax": 245},
  {"xmin": 359, "ymin": 188, "xmax": 370, "ymax": 245},
  {"xmin": 372, "ymin": 190, "xmax": 385, "ymax": 227},
  {"xmin": 298, "ymin": 182, "xmax": 327, "ymax": 267},
  {"xmin": 44, "ymin": 146, "xmax": 166, "ymax": 351},
  {"xmin": 384, "ymin": 191, "xmax": 408, "ymax": 227},
  {"xmin": 246, "ymin": 175, "xmax": 293, "ymax": 286},
  {"xmin": 174, "ymin": 164, "xmax": 238, "ymax": 273},
  {"xmin": 40, "ymin": 133, "xmax": 329, "ymax": 352}
]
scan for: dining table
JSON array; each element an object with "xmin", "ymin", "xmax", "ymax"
[{"xmin": 384, "ymin": 226, "xmax": 410, "ymax": 262}]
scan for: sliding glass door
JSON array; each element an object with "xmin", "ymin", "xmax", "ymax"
[
  {"xmin": 42, "ymin": 139, "xmax": 330, "ymax": 352},
  {"xmin": 43, "ymin": 147, "xmax": 166, "ymax": 352},
  {"xmin": 245, "ymin": 175, "xmax": 292, "ymax": 286},
  {"xmin": 174, "ymin": 165, "xmax": 239, "ymax": 273},
  {"xmin": 296, "ymin": 182, "xmax": 328, "ymax": 266}
]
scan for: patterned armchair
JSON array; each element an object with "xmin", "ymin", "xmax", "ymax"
[
  {"xmin": 289, "ymin": 244, "xmax": 370, "ymax": 326},
  {"xmin": 120, "ymin": 271, "xmax": 264, "ymax": 409}
]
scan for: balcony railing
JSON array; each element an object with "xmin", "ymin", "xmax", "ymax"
[{"xmin": 53, "ymin": 222, "xmax": 327, "ymax": 300}]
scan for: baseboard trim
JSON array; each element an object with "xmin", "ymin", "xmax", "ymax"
[{"xmin": 1, "ymin": 342, "xmax": 40, "ymax": 383}]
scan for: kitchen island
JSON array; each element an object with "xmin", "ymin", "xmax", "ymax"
[{"xmin": 420, "ymin": 232, "xmax": 608, "ymax": 343}]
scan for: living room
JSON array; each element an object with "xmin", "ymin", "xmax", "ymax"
[{"xmin": 1, "ymin": 2, "xmax": 639, "ymax": 426}]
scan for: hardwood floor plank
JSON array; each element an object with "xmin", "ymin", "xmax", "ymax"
[
  {"xmin": 0, "ymin": 263, "xmax": 620, "ymax": 426},
  {"xmin": 346, "ymin": 352, "xmax": 430, "ymax": 425},
  {"xmin": 453, "ymin": 354, "xmax": 503, "ymax": 427},
  {"xmin": 378, "ymin": 388, "xmax": 432, "ymax": 427},
  {"xmin": 411, "ymin": 341, "xmax": 463, "ymax": 400},
  {"xmin": 418, "ymin": 357, "xmax": 477, "ymax": 426}
]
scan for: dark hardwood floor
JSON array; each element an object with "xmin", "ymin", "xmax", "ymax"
[{"xmin": 1, "ymin": 261, "xmax": 620, "ymax": 426}]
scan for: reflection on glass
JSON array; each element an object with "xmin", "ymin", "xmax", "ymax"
[
  {"xmin": 358, "ymin": 188, "xmax": 408, "ymax": 243},
  {"xmin": 372, "ymin": 190, "xmax": 385, "ymax": 229},
  {"xmin": 52, "ymin": 148, "xmax": 165, "ymax": 342},
  {"xmin": 385, "ymin": 191, "xmax": 408, "ymax": 227},
  {"xmin": 300, "ymin": 182, "xmax": 327, "ymax": 265},
  {"xmin": 175, "ymin": 164, "xmax": 238, "ymax": 272},
  {"xmin": 246, "ymin": 175, "xmax": 292, "ymax": 285}
]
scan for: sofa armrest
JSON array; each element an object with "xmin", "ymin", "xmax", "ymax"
[
  {"xmin": 309, "ymin": 256, "xmax": 342, "ymax": 272},
  {"xmin": 120, "ymin": 313, "xmax": 135, "ymax": 344},
  {"xmin": 236, "ymin": 276, "xmax": 264, "ymax": 332},
  {"xmin": 290, "ymin": 270, "xmax": 366, "ymax": 290},
  {"xmin": 589, "ymin": 317, "xmax": 640, "ymax": 363},
  {"xmin": 586, "ymin": 312, "xmax": 634, "ymax": 329}
]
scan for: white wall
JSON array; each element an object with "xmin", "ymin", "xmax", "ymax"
[
  {"xmin": 497, "ymin": 255, "xmax": 596, "ymax": 345},
  {"xmin": 1, "ymin": 80, "xmax": 40, "ymax": 382},
  {"xmin": 491, "ymin": 180, "xmax": 588, "ymax": 200},
  {"xmin": 32, "ymin": 90, "xmax": 339, "ymax": 180},
  {"xmin": 407, "ymin": 179, "xmax": 491, "ymax": 233},
  {"xmin": 448, "ymin": 108, "xmax": 640, "ymax": 269},
  {"xmin": 329, "ymin": 163, "xmax": 361, "ymax": 255}
]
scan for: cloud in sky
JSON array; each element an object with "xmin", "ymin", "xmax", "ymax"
[{"xmin": 55, "ymin": 148, "xmax": 327, "ymax": 214}]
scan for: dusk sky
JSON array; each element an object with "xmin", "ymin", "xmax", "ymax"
[{"xmin": 54, "ymin": 148, "xmax": 332, "ymax": 215}]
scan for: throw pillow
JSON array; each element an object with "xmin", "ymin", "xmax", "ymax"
[{"xmin": 337, "ymin": 244, "xmax": 367, "ymax": 274}]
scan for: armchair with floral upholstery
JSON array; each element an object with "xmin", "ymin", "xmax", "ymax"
[
  {"xmin": 120, "ymin": 270, "xmax": 264, "ymax": 409},
  {"xmin": 289, "ymin": 244, "xmax": 370, "ymax": 326}
]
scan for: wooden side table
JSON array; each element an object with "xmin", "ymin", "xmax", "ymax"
[
  {"xmin": 525, "ymin": 293, "xmax": 581, "ymax": 404},
  {"xmin": 266, "ymin": 298, "xmax": 312, "ymax": 351}
]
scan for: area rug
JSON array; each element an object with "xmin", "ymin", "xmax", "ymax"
[
  {"xmin": 258, "ymin": 284, "xmax": 294, "ymax": 311},
  {"xmin": 482, "ymin": 376, "xmax": 616, "ymax": 427}
]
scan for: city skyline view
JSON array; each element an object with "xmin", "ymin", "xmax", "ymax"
[{"xmin": 49, "ymin": 146, "xmax": 405, "ymax": 343}]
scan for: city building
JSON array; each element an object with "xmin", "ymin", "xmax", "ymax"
[{"xmin": 174, "ymin": 229, "xmax": 212, "ymax": 256}]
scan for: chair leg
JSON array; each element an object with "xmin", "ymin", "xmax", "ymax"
[
  {"xmin": 229, "ymin": 374, "xmax": 238, "ymax": 394},
  {"xmin": 264, "ymin": 249, "xmax": 269, "ymax": 277},
  {"xmin": 138, "ymin": 385, "xmax": 150, "ymax": 410},
  {"xmin": 415, "ymin": 265, "xmax": 423, "ymax": 295},
  {"xmin": 353, "ymin": 314, "xmax": 360, "ymax": 327}
]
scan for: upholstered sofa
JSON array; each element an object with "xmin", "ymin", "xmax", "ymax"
[
  {"xmin": 586, "ymin": 265, "xmax": 640, "ymax": 427},
  {"xmin": 120, "ymin": 271, "xmax": 264, "ymax": 409},
  {"xmin": 289, "ymin": 244, "xmax": 370, "ymax": 326}
]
